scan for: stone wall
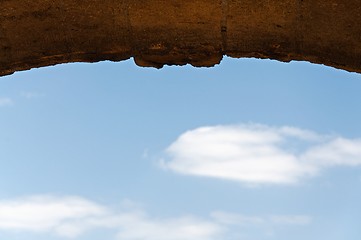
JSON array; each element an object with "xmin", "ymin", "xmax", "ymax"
[{"xmin": 1, "ymin": 0, "xmax": 360, "ymax": 76}]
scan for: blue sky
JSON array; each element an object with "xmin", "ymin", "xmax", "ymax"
[{"xmin": 0, "ymin": 57, "xmax": 360, "ymax": 240}]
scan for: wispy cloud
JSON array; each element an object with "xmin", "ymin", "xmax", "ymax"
[
  {"xmin": 0, "ymin": 195, "xmax": 311, "ymax": 239},
  {"xmin": 212, "ymin": 211, "xmax": 312, "ymax": 226},
  {"xmin": 0, "ymin": 195, "xmax": 107, "ymax": 237},
  {"xmin": 211, "ymin": 211, "xmax": 311, "ymax": 238},
  {"xmin": 0, "ymin": 97, "xmax": 13, "ymax": 107},
  {"xmin": 20, "ymin": 91, "xmax": 43, "ymax": 99},
  {"xmin": 115, "ymin": 214, "xmax": 222, "ymax": 240},
  {"xmin": 161, "ymin": 124, "xmax": 361, "ymax": 185},
  {"xmin": 0, "ymin": 195, "xmax": 223, "ymax": 240}
]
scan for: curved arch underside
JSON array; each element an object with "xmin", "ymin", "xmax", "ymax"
[{"xmin": 1, "ymin": 0, "xmax": 361, "ymax": 76}]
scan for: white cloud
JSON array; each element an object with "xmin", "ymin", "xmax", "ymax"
[
  {"xmin": 211, "ymin": 211, "xmax": 312, "ymax": 226},
  {"xmin": 161, "ymin": 124, "xmax": 361, "ymax": 185},
  {"xmin": 0, "ymin": 195, "xmax": 223, "ymax": 240},
  {"xmin": 211, "ymin": 211, "xmax": 265, "ymax": 225},
  {"xmin": 210, "ymin": 211, "xmax": 312, "ymax": 239},
  {"xmin": 0, "ymin": 97, "xmax": 13, "ymax": 107},
  {"xmin": 20, "ymin": 91, "xmax": 43, "ymax": 99},
  {"xmin": 115, "ymin": 214, "xmax": 222, "ymax": 240},
  {"xmin": 301, "ymin": 138, "xmax": 361, "ymax": 167},
  {"xmin": 0, "ymin": 195, "xmax": 107, "ymax": 237},
  {"xmin": 268, "ymin": 215, "xmax": 311, "ymax": 225},
  {"xmin": 0, "ymin": 195, "xmax": 313, "ymax": 239}
]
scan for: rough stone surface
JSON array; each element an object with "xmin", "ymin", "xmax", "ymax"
[{"xmin": 1, "ymin": 0, "xmax": 361, "ymax": 76}]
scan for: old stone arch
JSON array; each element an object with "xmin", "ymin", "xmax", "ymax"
[{"xmin": 1, "ymin": 0, "xmax": 360, "ymax": 76}]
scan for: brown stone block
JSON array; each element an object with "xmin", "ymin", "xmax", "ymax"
[
  {"xmin": 1, "ymin": 0, "xmax": 361, "ymax": 75},
  {"xmin": 226, "ymin": 0, "xmax": 298, "ymax": 60},
  {"xmin": 0, "ymin": 0, "xmax": 131, "ymax": 74},
  {"xmin": 297, "ymin": 0, "xmax": 361, "ymax": 71},
  {"xmin": 128, "ymin": 0, "xmax": 223, "ymax": 67}
]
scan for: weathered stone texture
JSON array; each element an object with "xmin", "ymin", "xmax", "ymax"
[{"xmin": 0, "ymin": 0, "xmax": 360, "ymax": 76}]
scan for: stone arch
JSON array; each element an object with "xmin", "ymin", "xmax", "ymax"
[{"xmin": 1, "ymin": 0, "xmax": 360, "ymax": 76}]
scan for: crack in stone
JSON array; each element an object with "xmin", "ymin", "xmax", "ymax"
[
  {"xmin": 221, "ymin": 0, "xmax": 228, "ymax": 53},
  {"xmin": 296, "ymin": 0, "xmax": 304, "ymax": 54},
  {"xmin": 124, "ymin": 1, "xmax": 133, "ymax": 52}
]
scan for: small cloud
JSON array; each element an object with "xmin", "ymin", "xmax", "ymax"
[
  {"xmin": 161, "ymin": 123, "xmax": 361, "ymax": 185},
  {"xmin": 212, "ymin": 211, "xmax": 312, "ymax": 226},
  {"xmin": 20, "ymin": 91, "xmax": 43, "ymax": 99},
  {"xmin": 0, "ymin": 195, "xmax": 107, "ymax": 237},
  {"xmin": 0, "ymin": 97, "xmax": 13, "ymax": 107},
  {"xmin": 211, "ymin": 211, "xmax": 265, "ymax": 225},
  {"xmin": 301, "ymin": 137, "xmax": 361, "ymax": 167},
  {"xmin": 116, "ymin": 214, "xmax": 222, "ymax": 240},
  {"xmin": 269, "ymin": 215, "xmax": 311, "ymax": 225},
  {"xmin": 142, "ymin": 149, "xmax": 149, "ymax": 159},
  {"xmin": 211, "ymin": 211, "xmax": 311, "ymax": 238}
]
